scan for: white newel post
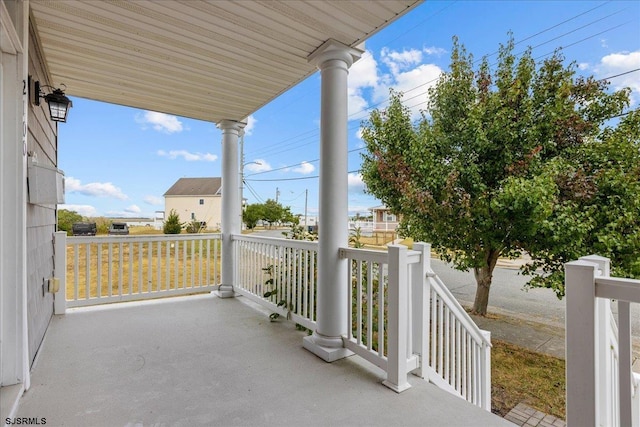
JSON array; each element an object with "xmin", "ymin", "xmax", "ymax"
[
  {"xmin": 581, "ymin": 255, "xmax": 613, "ymax": 427},
  {"xmin": 384, "ymin": 245, "xmax": 411, "ymax": 392},
  {"xmin": 53, "ymin": 231, "xmax": 67, "ymax": 314},
  {"xmin": 565, "ymin": 259, "xmax": 598, "ymax": 427},
  {"xmin": 480, "ymin": 329, "xmax": 492, "ymax": 411},
  {"xmin": 217, "ymin": 120, "xmax": 246, "ymax": 298},
  {"xmin": 302, "ymin": 39, "xmax": 362, "ymax": 362},
  {"xmin": 411, "ymin": 242, "xmax": 430, "ymax": 379}
]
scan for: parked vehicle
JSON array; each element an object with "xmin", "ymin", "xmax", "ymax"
[
  {"xmin": 72, "ymin": 222, "xmax": 97, "ymax": 236},
  {"xmin": 108, "ymin": 222, "xmax": 129, "ymax": 235}
]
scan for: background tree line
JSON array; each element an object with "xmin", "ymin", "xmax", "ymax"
[{"xmin": 243, "ymin": 199, "xmax": 298, "ymax": 229}]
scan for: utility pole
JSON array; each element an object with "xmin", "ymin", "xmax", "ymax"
[
  {"xmin": 275, "ymin": 187, "xmax": 280, "ymax": 203},
  {"xmin": 304, "ymin": 189, "xmax": 308, "ymax": 229}
]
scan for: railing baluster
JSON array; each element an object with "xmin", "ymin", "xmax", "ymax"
[
  {"xmin": 356, "ymin": 259, "xmax": 363, "ymax": 344},
  {"xmin": 118, "ymin": 242, "xmax": 123, "ymax": 297},
  {"xmin": 107, "ymin": 243, "xmax": 113, "ymax": 297},
  {"xmin": 73, "ymin": 244, "xmax": 80, "ymax": 301},
  {"xmin": 367, "ymin": 260, "xmax": 373, "ymax": 351},
  {"xmin": 98, "ymin": 242, "xmax": 104, "ymax": 299},
  {"xmin": 378, "ymin": 260, "xmax": 384, "ymax": 358},
  {"xmin": 128, "ymin": 242, "xmax": 133, "ymax": 295}
]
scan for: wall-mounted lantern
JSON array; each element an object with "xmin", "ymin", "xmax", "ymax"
[{"xmin": 33, "ymin": 80, "xmax": 72, "ymax": 123}]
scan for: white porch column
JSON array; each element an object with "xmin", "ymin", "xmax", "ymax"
[
  {"xmin": 217, "ymin": 119, "xmax": 246, "ymax": 298},
  {"xmin": 303, "ymin": 40, "xmax": 362, "ymax": 362}
]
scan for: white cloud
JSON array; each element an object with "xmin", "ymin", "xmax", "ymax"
[
  {"xmin": 245, "ymin": 159, "xmax": 271, "ymax": 173},
  {"xmin": 346, "ymin": 46, "xmax": 445, "ymax": 123},
  {"xmin": 381, "ymin": 47, "xmax": 423, "ymax": 75},
  {"xmin": 157, "ymin": 150, "xmax": 218, "ymax": 162},
  {"xmin": 348, "ymin": 173, "xmax": 366, "ymax": 192},
  {"xmin": 578, "ymin": 63, "xmax": 590, "ymax": 71},
  {"xmin": 349, "ymin": 51, "xmax": 380, "ymax": 120},
  {"xmin": 124, "ymin": 205, "xmax": 142, "ymax": 214},
  {"xmin": 143, "ymin": 195, "xmax": 163, "ymax": 205},
  {"xmin": 65, "ymin": 177, "xmax": 128, "ymax": 200},
  {"xmin": 136, "ymin": 111, "xmax": 184, "ymax": 133},
  {"xmin": 595, "ymin": 51, "xmax": 640, "ymax": 105},
  {"xmin": 291, "ymin": 161, "xmax": 315, "ymax": 174},
  {"xmin": 423, "ymin": 46, "xmax": 446, "ymax": 56},
  {"xmin": 59, "ymin": 204, "xmax": 98, "ymax": 217},
  {"xmin": 350, "ymin": 51, "xmax": 379, "ymax": 90},
  {"xmin": 243, "ymin": 115, "xmax": 257, "ymax": 136}
]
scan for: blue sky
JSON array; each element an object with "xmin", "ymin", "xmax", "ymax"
[{"xmin": 59, "ymin": 0, "xmax": 640, "ymax": 220}]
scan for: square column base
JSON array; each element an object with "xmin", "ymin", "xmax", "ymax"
[
  {"xmin": 303, "ymin": 335, "xmax": 353, "ymax": 362},
  {"xmin": 216, "ymin": 285, "xmax": 235, "ymax": 299}
]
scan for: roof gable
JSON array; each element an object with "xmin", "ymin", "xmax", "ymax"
[{"xmin": 164, "ymin": 177, "xmax": 222, "ymax": 196}]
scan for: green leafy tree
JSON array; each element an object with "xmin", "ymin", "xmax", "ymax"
[
  {"xmin": 361, "ymin": 36, "xmax": 635, "ymax": 315},
  {"xmin": 261, "ymin": 199, "xmax": 284, "ymax": 228},
  {"xmin": 163, "ymin": 209, "xmax": 183, "ymax": 234},
  {"xmin": 281, "ymin": 207, "xmax": 299, "ymax": 226},
  {"xmin": 243, "ymin": 203, "xmax": 264, "ymax": 229},
  {"xmin": 57, "ymin": 209, "xmax": 83, "ymax": 235}
]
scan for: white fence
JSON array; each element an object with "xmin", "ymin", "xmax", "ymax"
[
  {"xmin": 233, "ymin": 234, "xmax": 318, "ymax": 331},
  {"xmin": 54, "ymin": 231, "xmax": 221, "ymax": 310},
  {"xmin": 566, "ymin": 255, "xmax": 640, "ymax": 427}
]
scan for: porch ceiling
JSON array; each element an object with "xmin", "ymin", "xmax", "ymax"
[{"xmin": 29, "ymin": 0, "xmax": 421, "ymax": 123}]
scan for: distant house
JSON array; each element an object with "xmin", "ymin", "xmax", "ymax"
[
  {"xmin": 369, "ymin": 205, "xmax": 400, "ymax": 231},
  {"xmin": 163, "ymin": 178, "xmax": 222, "ymax": 230}
]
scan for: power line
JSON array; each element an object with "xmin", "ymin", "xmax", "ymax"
[
  {"xmin": 246, "ymin": 170, "xmax": 362, "ymax": 183},
  {"xmin": 245, "ymin": 147, "xmax": 364, "ymax": 177},
  {"xmin": 245, "ymin": 2, "xmax": 634, "ymax": 162}
]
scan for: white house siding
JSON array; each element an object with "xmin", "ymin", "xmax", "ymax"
[
  {"xmin": 25, "ymin": 23, "xmax": 56, "ymax": 365},
  {"xmin": 165, "ymin": 196, "xmax": 222, "ymax": 230}
]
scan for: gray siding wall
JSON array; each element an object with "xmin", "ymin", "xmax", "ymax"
[{"xmin": 26, "ymin": 22, "xmax": 57, "ymax": 365}]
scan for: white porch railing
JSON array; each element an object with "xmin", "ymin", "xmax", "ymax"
[
  {"xmin": 233, "ymin": 234, "xmax": 318, "ymax": 331},
  {"xmin": 566, "ymin": 255, "xmax": 640, "ymax": 427},
  {"xmin": 341, "ymin": 242, "xmax": 492, "ymax": 409},
  {"xmin": 53, "ymin": 231, "xmax": 221, "ymax": 310}
]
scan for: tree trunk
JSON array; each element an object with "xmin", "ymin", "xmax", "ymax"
[{"xmin": 471, "ymin": 249, "xmax": 501, "ymax": 316}]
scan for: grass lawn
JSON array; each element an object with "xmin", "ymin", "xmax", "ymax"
[{"xmin": 492, "ymin": 340, "xmax": 565, "ymax": 419}]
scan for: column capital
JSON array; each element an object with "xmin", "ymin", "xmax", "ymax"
[
  {"xmin": 217, "ymin": 119, "xmax": 247, "ymax": 133},
  {"xmin": 308, "ymin": 39, "xmax": 363, "ymax": 69}
]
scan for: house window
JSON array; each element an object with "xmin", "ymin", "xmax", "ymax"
[
  {"xmin": 199, "ymin": 199, "xmax": 204, "ymax": 205},
  {"xmin": 384, "ymin": 212, "xmax": 396, "ymax": 222},
  {"xmin": 191, "ymin": 212, "xmax": 195, "ymax": 220}
]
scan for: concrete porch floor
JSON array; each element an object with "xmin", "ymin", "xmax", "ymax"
[{"xmin": 16, "ymin": 294, "xmax": 513, "ymax": 426}]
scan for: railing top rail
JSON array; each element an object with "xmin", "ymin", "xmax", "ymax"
[
  {"xmin": 67, "ymin": 233, "xmax": 221, "ymax": 244},
  {"xmin": 339, "ymin": 246, "xmax": 421, "ymax": 264},
  {"xmin": 428, "ymin": 269, "xmax": 492, "ymax": 347},
  {"xmin": 232, "ymin": 234, "xmax": 318, "ymax": 251},
  {"xmin": 595, "ymin": 276, "xmax": 640, "ymax": 304}
]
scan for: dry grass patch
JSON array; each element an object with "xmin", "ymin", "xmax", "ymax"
[{"xmin": 492, "ymin": 339, "xmax": 565, "ymax": 419}]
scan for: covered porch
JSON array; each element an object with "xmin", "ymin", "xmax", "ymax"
[{"xmin": 16, "ymin": 293, "xmax": 509, "ymax": 426}]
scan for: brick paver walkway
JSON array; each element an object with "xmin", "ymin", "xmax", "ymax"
[{"xmin": 504, "ymin": 403, "xmax": 566, "ymax": 427}]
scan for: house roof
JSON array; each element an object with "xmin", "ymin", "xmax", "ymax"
[
  {"xmin": 29, "ymin": 1, "xmax": 421, "ymax": 124},
  {"xmin": 164, "ymin": 178, "xmax": 222, "ymax": 197},
  {"xmin": 369, "ymin": 205, "xmax": 390, "ymax": 211}
]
